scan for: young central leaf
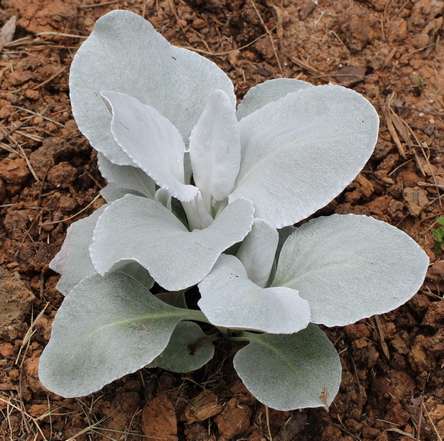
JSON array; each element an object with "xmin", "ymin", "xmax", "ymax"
[{"xmin": 189, "ymin": 89, "xmax": 241, "ymax": 203}]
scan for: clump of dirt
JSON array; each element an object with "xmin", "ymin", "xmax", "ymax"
[
  {"xmin": 3, "ymin": 0, "xmax": 81, "ymax": 35},
  {"xmin": 0, "ymin": 267, "xmax": 35, "ymax": 342},
  {"xmin": 1, "ymin": 0, "xmax": 443, "ymax": 440}
]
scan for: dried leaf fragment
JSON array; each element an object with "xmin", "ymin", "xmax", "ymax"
[
  {"xmin": 331, "ymin": 66, "xmax": 367, "ymax": 87},
  {"xmin": 182, "ymin": 389, "xmax": 223, "ymax": 424},
  {"xmin": 0, "ymin": 16, "xmax": 17, "ymax": 48}
]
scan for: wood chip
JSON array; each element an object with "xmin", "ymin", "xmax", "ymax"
[
  {"xmin": 331, "ymin": 66, "xmax": 367, "ymax": 87},
  {"xmin": 182, "ymin": 389, "xmax": 223, "ymax": 424},
  {"xmin": 355, "ymin": 174, "xmax": 374, "ymax": 198}
]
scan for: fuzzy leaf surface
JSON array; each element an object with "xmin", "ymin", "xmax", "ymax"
[
  {"xmin": 189, "ymin": 89, "xmax": 241, "ymax": 202},
  {"xmin": 39, "ymin": 273, "xmax": 204, "ymax": 397},
  {"xmin": 230, "ymin": 85, "xmax": 379, "ymax": 228},
  {"xmin": 50, "ymin": 206, "xmax": 154, "ymax": 294},
  {"xmin": 70, "ymin": 10, "xmax": 234, "ymax": 164},
  {"xmin": 155, "ymin": 321, "xmax": 215, "ymax": 373},
  {"xmin": 236, "ymin": 218, "xmax": 278, "ymax": 287},
  {"xmin": 272, "ymin": 214, "xmax": 429, "ymax": 326},
  {"xmin": 233, "ymin": 324, "xmax": 341, "ymax": 411},
  {"xmin": 90, "ymin": 195, "xmax": 254, "ymax": 290},
  {"xmin": 102, "ymin": 91, "xmax": 197, "ymax": 201},
  {"xmin": 98, "ymin": 153, "xmax": 156, "ymax": 199},
  {"xmin": 198, "ymin": 255, "xmax": 310, "ymax": 333},
  {"xmin": 237, "ymin": 78, "xmax": 313, "ymax": 120},
  {"xmin": 50, "ymin": 207, "xmax": 105, "ymax": 295}
]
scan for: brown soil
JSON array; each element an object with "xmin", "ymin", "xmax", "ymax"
[{"xmin": 0, "ymin": 0, "xmax": 443, "ymax": 440}]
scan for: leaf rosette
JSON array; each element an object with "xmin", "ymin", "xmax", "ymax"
[{"xmin": 40, "ymin": 10, "xmax": 429, "ymax": 411}]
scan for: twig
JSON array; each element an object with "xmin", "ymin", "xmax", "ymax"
[
  {"xmin": 349, "ymin": 350, "xmax": 361, "ymax": 389},
  {"xmin": 15, "ymin": 304, "xmax": 49, "ymax": 367},
  {"xmin": 412, "ymin": 144, "xmax": 444, "ymax": 153},
  {"xmin": 372, "ymin": 101, "xmax": 444, "ymax": 118},
  {"xmin": 265, "ymin": 406, "xmax": 273, "ymax": 441},
  {"xmin": 41, "ymin": 193, "xmax": 102, "ymax": 226},
  {"xmin": 407, "ymin": 142, "xmax": 442, "ymax": 210},
  {"xmin": 400, "ymin": 42, "xmax": 438, "ymax": 61},
  {"xmin": 0, "ymin": 123, "xmax": 40, "ymax": 182},
  {"xmin": 0, "ymin": 119, "xmax": 32, "ymax": 143},
  {"xmin": 415, "ymin": 396, "xmax": 423, "ymax": 441},
  {"xmin": 0, "ymin": 398, "xmax": 47, "ymax": 441},
  {"xmin": 79, "ymin": 0, "xmax": 121, "ymax": 7},
  {"xmin": 168, "ymin": 0, "xmax": 185, "ymax": 32},
  {"xmin": 182, "ymin": 30, "xmax": 272, "ymax": 56},
  {"xmin": 32, "ymin": 66, "xmax": 67, "ymax": 90},
  {"xmin": 13, "ymin": 130, "xmax": 44, "ymax": 143},
  {"xmin": 418, "ymin": 182, "xmax": 444, "ymax": 190},
  {"xmin": 36, "ymin": 32, "xmax": 87, "ymax": 39},
  {"xmin": 13, "ymin": 106, "xmax": 64, "ymax": 127},
  {"xmin": 335, "ymin": 415, "xmax": 361, "ymax": 441},
  {"xmin": 373, "ymin": 316, "xmax": 390, "ymax": 360},
  {"xmin": 265, "ymin": 0, "xmax": 284, "ymax": 40},
  {"xmin": 385, "ymin": 428, "xmax": 415, "ymax": 438},
  {"xmin": 250, "ymin": 0, "xmax": 283, "ymax": 74},
  {"xmin": 282, "ymin": 51, "xmax": 324, "ymax": 76},
  {"xmin": 3, "ymin": 33, "xmax": 86, "ymax": 50},
  {"xmin": 388, "ymin": 158, "xmax": 413, "ymax": 176},
  {"xmin": 329, "ymin": 30, "xmax": 349, "ymax": 51},
  {"xmin": 3, "ymin": 36, "xmax": 34, "ymax": 47},
  {"xmin": 423, "ymin": 401, "xmax": 443, "ymax": 441},
  {"xmin": 384, "ymin": 92, "xmax": 407, "ymax": 158}
]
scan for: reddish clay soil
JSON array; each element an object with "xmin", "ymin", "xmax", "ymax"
[{"xmin": 0, "ymin": 0, "xmax": 443, "ymax": 440}]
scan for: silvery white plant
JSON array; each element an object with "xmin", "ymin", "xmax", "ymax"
[{"xmin": 39, "ymin": 10, "xmax": 429, "ymax": 411}]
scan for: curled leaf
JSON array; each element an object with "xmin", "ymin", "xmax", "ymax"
[
  {"xmin": 236, "ymin": 218, "xmax": 278, "ymax": 287},
  {"xmin": 102, "ymin": 91, "xmax": 197, "ymax": 201},
  {"xmin": 198, "ymin": 255, "xmax": 310, "ymax": 334},
  {"xmin": 70, "ymin": 10, "xmax": 235, "ymax": 164},
  {"xmin": 90, "ymin": 195, "xmax": 255, "ymax": 290}
]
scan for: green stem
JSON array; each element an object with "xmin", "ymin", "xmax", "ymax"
[
  {"xmin": 229, "ymin": 330, "xmax": 261, "ymax": 342},
  {"xmin": 217, "ymin": 328, "xmax": 252, "ymax": 342},
  {"xmin": 182, "ymin": 309, "xmax": 211, "ymax": 323}
]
